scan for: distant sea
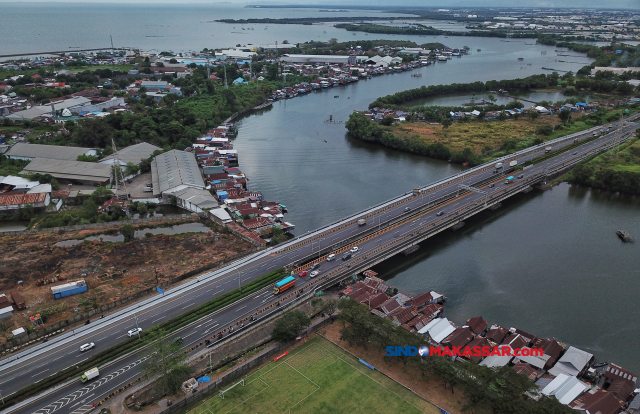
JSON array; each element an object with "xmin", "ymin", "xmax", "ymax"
[{"xmin": 1, "ymin": 3, "xmax": 422, "ymax": 57}]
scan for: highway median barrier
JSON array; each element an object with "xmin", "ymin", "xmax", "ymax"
[{"xmin": 1, "ymin": 268, "xmax": 288, "ymax": 409}]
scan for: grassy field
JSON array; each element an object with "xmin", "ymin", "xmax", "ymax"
[
  {"xmin": 391, "ymin": 117, "xmax": 542, "ymax": 154},
  {"xmin": 188, "ymin": 336, "xmax": 439, "ymax": 414}
]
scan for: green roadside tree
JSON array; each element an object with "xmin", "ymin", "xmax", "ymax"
[
  {"xmin": 120, "ymin": 224, "xmax": 135, "ymax": 242},
  {"xmin": 141, "ymin": 332, "xmax": 193, "ymax": 395},
  {"xmin": 270, "ymin": 311, "xmax": 311, "ymax": 343}
]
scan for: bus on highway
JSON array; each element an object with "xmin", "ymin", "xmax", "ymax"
[
  {"xmin": 505, "ymin": 176, "xmax": 515, "ymax": 184},
  {"xmin": 273, "ymin": 276, "xmax": 296, "ymax": 295}
]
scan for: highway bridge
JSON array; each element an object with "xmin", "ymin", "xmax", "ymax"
[{"xmin": 1, "ymin": 115, "xmax": 638, "ymax": 414}]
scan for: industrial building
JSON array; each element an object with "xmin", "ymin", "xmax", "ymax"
[
  {"xmin": 99, "ymin": 142, "xmax": 162, "ymax": 167},
  {"xmin": 150, "ymin": 149, "xmax": 218, "ymax": 213},
  {"xmin": 20, "ymin": 158, "xmax": 112, "ymax": 186},
  {"xmin": 279, "ymin": 54, "xmax": 357, "ymax": 65},
  {"xmin": 5, "ymin": 142, "xmax": 96, "ymax": 162}
]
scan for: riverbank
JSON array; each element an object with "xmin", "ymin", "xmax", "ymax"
[{"xmin": 568, "ymin": 132, "xmax": 640, "ymax": 195}]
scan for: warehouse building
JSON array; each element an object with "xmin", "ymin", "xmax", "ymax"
[
  {"xmin": 279, "ymin": 54, "xmax": 356, "ymax": 65},
  {"xmin": 20, "ymin": 158, "xmax": 112, "ymax": 186},
  {"xmin": 99, "ymin": 142, "xmax": 162, "ymax": 167},
  {"xmin": 150, "ymin": 150, "xmax": 219, "ymax": 213},
  {"xmin": 5, "ymin": 142, "xmax": 96, "ymax": 161}
]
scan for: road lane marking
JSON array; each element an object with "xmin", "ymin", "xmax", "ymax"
[
  {"xmin": 32, "ymin": 369, "xmax": 49, "ymax": 377},
  {"xmin": 236, "ymin": 305, "xmax": 247, "ymax": 312}
]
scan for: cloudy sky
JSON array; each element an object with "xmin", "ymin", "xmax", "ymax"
[{"xmin": 1, "ymin": 0, "xmax": 638, "ymax": 6}]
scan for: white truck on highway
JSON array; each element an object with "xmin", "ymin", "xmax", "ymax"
[
  {"xmin": 81, "ymin": 367, "xmax": 99, "ymax": 383},
  {"xmin": 545, "ymin": 146, "xmax": 552, "ymax": 153},
  {"xmin": 509, "ymin": 160, "xmax": 518, "ymax": 167},
  {"xmin": 357, "ymin": 219, "xmax": 366, "ymax": 226}
]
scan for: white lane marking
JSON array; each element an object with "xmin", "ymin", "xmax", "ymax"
[
  {"xmin": 182, "ymin": 332, "xmax": 195, "ymax": 339},
  {"xmin": 151, "ymin": 316, "xmax": 165, "ymax": 324},
  {"xmin": 236, "ymin": 305, "xmax": 247, "ymax": 312},
  {"xmin": 32, "ymin": 369, "xmax": 49, "ymax": 377},
  {"xmin": 203, "ymin": 324, "xmax": 219, "ymax": 334},
  {"xmin": 181, "ymin": 303, "xmax": 194, "ymax": 309}
]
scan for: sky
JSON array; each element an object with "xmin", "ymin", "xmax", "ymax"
[{"xmin": 0, "ymin": 0, "xmax": 638, "ymax": 7}]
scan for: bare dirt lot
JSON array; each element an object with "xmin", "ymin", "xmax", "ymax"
[{"xmin": 0, "ymin": 219, "xmax": 253, "ymax": 341}]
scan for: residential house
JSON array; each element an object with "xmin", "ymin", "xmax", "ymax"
[
  {"xmin": 540, "ymin": 373, "xmax": 589, "ymax": 405},
  {"xmin": 548, "ymin": 346, "xmax": 594, "ymax": 377},
  {"xmin": 518, "ymin": 338, "xmax": 564, "ymax": 371},
  {"xmin": 418, "ymin": 317, "xmax": 456, "ymax": 344},
  {"xmin": 465, "ymin": 316, "xmax": 489, "ymax": 335},
  {"xmin": 569, "ymin": 388, "xmax": 625, "ymax": 414}
]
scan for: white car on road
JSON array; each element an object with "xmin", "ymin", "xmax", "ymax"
[
  {"xmin": 310, "ymin": 270, "xmax": 319, "ymax": 278},
  {"xmin": 79, "ymin": 343, "xmax": 95, "ymax": 352},
  {"xmin": 326, "ymin": 254, "xmax": 336, "ymax": 261},
  {"xmin": 127, "ymin": 328, "xmax": 142, "ymax": 337},
  {"xmin": 350, "ymin": 246, "xmax": 359, "ymax": 253}
]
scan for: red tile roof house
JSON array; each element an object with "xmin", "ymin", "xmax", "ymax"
[
  {"xmin": 513, "ymin": 362, "xmax": 539, "ymax": 380},
  {"xmin": 386, "ymin": 307, "xmax": 419, "ymax": 325},
  {"xmin": 442, "ymin": 327, "xmax": 475, "ymax": 350},
  {"xmin": 569, "ymin": 388, "xmax": 625, "ymax": 414},
  {"xmin": 602, "ymin": 363, "xmax": 638, "ymax": 402},
  {"xmin": 517, "ymin": 338, "xmax": 564, "ymax": 371},
  {"xmin": 465, "ymin": 316, "xmax": 489, "ymax": 335},
  {"xmin": 485, "ymin": 324, "xmax": 509, "ymax": 345},
  {"xmin": 462, "ymin": 336, "xmax": 493, "ymax": 362}
]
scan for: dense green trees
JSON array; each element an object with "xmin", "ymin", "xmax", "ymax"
[
  {"xmin": 270, "ymin": 311, "xmax": 311, "ymax": 343},
  {"xmin": 142, "ymin": 333, "xmax": 193, "ymax": 395}
]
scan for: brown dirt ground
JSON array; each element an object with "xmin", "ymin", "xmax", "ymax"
[
  {"xmin": 321, "ymin": 323, "xmax": 466, "ymax": 414},
  {"xmin": 0, "ymin": 220, "xmax": 253, "ymax": 341}
]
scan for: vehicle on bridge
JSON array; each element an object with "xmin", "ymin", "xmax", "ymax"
[
  {"xmin": 505, "ymin": 176, "xmax": 515, "ymax": 184},
  {"xmin": 273, "ymin": 276, "xmax": 296, "ymax": 295},
  {"xmin": 81, "ymin": 367, "xmax": 99, "ymax": 383},
  {"xmin": 545, "ymin": 146, "xmax": 552, "ymax": 153},
  {"xmin": 298, "ymin": 270, "xmax": 308, "ymax": 277},
  {"xmin": 358, "ymin": 219, "xmax": 366, "ymax": 226},
  {"xmin": 326, "ymin": 254, "xmax": 336, "ymax": 261},
  {"xmin": 79, "ymin": 343, "xmax": 95, "ymax": 352}
]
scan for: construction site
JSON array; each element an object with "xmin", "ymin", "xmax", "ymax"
[{"xmin": 0, "ymin": 218, "xmax": 254, "ymax": 344}]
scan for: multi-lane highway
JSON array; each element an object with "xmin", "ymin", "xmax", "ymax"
[{"xmin": 1, "ymin": 116, "xmax": 637, "ymax": 414}]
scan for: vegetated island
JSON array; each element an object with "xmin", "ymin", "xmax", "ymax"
[
  {"xmin": 333, "ymin": 23, "xmax": 538, "ymax": 38},
  {"xmin": 215, "ymin": 17, "xmax": 422, "ymax": 25},
  {"xmin": 345, "ymin": 72, "xmax": 640, "ymax": 191}
]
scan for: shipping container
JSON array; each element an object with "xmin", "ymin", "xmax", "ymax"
[
  {"xmin": 10, "ymin": 290, "xmax": 26, "ymax": 310},
  {"xmin": 51, "ymin": 280, "xmax": 88, "ymax": 299}
]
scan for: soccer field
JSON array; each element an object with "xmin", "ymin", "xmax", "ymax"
[{"xmin": 188, "ymin": 336, "xmax": 441, "ymax": 414}]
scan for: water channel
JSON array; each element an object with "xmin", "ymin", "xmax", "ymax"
[{"xmin": 231, "ymin": 39, "xmax": 640, "ymax": 372}]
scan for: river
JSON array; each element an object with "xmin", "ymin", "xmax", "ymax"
[{"xmin": 4, "ymin": 3, "xmax": 638, "ymax": 373}]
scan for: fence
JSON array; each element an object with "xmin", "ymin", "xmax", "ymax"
[{"xmin": 0, "ymin": 214, "xmax": 196, "ymax": 237}]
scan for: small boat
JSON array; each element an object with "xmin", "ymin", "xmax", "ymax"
[
  {"xmin": 617, "ymin": 230, "xmax": 633, "ymax": 242},
  {"xmin": 477, "ymin": 48, "xmax": 481, "ymax": 52},
  {"xmin": 334, "ymin": 95, "xmax": 339, "ymax": 98},
  {"xmin": 592, "ymin": 361, "xmax": 609, "ymax": 368},
  {"xmin": 411, "ymin": 73, "xmax": 422, "ymax": 77},
  {"xmin": 518, "ymin": 57, "xmax": 524, "ymax": 61}
]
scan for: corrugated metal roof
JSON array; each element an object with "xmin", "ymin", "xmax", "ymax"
[
  {"xmin": 100, "ymin": 142, "xmax": 162, "ymax": 165},
  {"xmin": 21, "ymin": 158, "xmax": 111, "ymax": 182},
  {"xmin": 0, "ymin": 191, "xmax": 47, "ymax": 206},
  {"xmin": 151, "ymin": 150, "xmax": 205, "ymax": 195},
  {"xmin": 6, "ymin": 143, "xmax": 94, "ymax": 161}
]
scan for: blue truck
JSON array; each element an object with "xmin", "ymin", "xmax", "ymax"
[
  {"xmin": 51, "ymin": 279, "xmax": 88, "ymax": 299},
  {"xmin": 273, "ymin": 276, "xmax": 296, "ymax": 295}
]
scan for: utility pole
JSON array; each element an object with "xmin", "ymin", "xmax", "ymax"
[{"xmin": 224, "ymin": 64, "xmax": 228, "ymax": 89}]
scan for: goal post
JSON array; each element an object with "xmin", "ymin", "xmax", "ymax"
[{"xmin": 219, "ymin": 379, "xmax": 245, "ymax": 399}]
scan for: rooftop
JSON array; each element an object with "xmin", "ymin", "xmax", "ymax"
[
  {"xmin": 100, "ymin": 142, "xmax": 162, "ymax": 166},
  {"xmin": 151, "ymin": 150, "xmax": 205, "ymax": 195},
  {"xmin": 21, "ymin": 158, "xmax": 112, "ymax": 183},
  {"xmin": 6, "ymin": 142, "xmax": 94, "ymax": 161}
]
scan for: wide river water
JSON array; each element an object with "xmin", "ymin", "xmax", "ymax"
[{"xmin": 4, "ymin": 4, "xmax": 639, "ymax": 374}]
